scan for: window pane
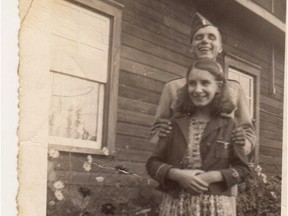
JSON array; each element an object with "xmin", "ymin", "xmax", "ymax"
[
  {"xmin": 51, "ymin": 0, "xmax": 110, "ymax": 83},
  {"xmin": 49, "ymin": 72, "xmax": 104, "ymax": 145},
  {"xmin": 228, "ymin": 70, "xmax": 240, "ymax": 82},
  {"xmin": 239, "ymin": 75, "xmax": 251, "ymax": 99},
  {"xmin": 228, "ymin": 68, "xmax": 254, "ymax": 118}
]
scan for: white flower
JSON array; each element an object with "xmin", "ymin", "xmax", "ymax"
[
  {"xmin": 87, "ymin": 155, "xmax": 93, "ymax": 163},
  {"xmin": 255, "ymin": 165, "xmax": 262, "ymax": 173},
  {"xmin": 95, "ymin": 176, "xmax": 105, "ymax": 183},
  {"xmin": 53, "ymin": 180, "xmax": 65, "ymax": 189},
  {"xmin": 83, "ymin": 162, "xmax": 91, "ymax": 171},
  {"xmin": 48, "ymin": 149, "xmax": 60, "ymax": 159},
  {"xmin": 270, "ymin": 191, "xmax": 277, "ymax": 199},
  {"xmin": 54, "ymin": 190, "xmax": 64, "ymax": 201},
  {"xmin": 102, "ymin": 147, "xmax": 109, "ymax": 156},
  {"xmin": 261, "ymin": 173, "xmax": 267, "ymax": 184}
]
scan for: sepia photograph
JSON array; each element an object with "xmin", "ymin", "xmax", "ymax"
[{"xmin": 10, "ymin": 0, "xmax": 287, "ymax": 215}]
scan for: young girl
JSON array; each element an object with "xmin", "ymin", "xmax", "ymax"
[{"xmin": 146, "ymin": 59, "xmax": 250, "ymax": 216}]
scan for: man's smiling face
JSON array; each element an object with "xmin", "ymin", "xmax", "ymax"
[{"xmin": 191, "ymin": 26, "xmax": 222, "ymax": 60}]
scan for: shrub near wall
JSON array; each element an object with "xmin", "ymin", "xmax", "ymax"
[
  {"xmin": 237, "ymin": 163, "xmax": 281, "ymax": 216},
  {"xmin": 47, "ymin": 150, "xmax": 162, "ymax": 215}
]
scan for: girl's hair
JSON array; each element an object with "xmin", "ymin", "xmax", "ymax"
[{"xmin": 175, "ymin": 59, "xmax": 235, "ymax": 116}]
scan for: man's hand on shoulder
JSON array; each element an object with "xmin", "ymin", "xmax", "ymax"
[
  {"xmin": 232, "ymin": 127, "xmax": 246, "ymax": 146},
  {"xmin": 151, "ymin": 119, "xmax": 172, "ymax": 137}
]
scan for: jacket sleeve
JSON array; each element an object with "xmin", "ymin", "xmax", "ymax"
[
  {"xmin": 146, "ymin": 134, "xmax": 174, "ymax": 187},
  {"xmin": 219, "ymin": 140, "xmax": 250, "ymax": 188}
]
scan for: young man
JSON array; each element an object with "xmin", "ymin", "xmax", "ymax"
[{"xmin": 151, "ymin": 13, "xmax": 256, "ymax": 155}]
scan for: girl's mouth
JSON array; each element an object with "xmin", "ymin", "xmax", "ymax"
[{"xmin": 193, "ymin": 95, "xmax": 207, "ymax": 100}]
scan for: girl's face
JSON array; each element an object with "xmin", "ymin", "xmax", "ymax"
[{"xmin": 188, "ymin": 68, "xmax": 219, "ymax": 108}]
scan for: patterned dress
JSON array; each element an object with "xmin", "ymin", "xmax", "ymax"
[{"xmin": 159, "ymin": 119, "xmax": 235, "ymax": 216}]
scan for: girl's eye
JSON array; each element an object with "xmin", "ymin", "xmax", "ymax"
[
  {"xmin": 189, "ymin": 81, "xmax": 196, "ymax": 86},
  {"xmin": 201, "ymin": 80, "xmax": 211, "ymax": 86}
]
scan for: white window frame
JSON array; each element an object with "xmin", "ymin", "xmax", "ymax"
[
  {"xmin": 48, "ymin": 0, "xmax": 123, "ymax": 155},
  {"xmin": 224, "ymin": 54, "xmax": 261, "ymax": 162},
  {"xmin": 228, "ymin": 68, "xmax": 255, "ymax": 118}
]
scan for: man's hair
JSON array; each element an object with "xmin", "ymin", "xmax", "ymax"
[{"xmin": 175, "ymin": 59, "xmax": 235, "ymax": 116}]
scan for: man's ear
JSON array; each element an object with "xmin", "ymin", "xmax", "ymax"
[{"xmin": 189, "ymin": 47, "xmax": 197, "ymax": 60}]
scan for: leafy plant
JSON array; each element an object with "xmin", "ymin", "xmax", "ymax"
[{"xmin": 237, "ymin": 163, "xmax": 281, "ymax": 216}]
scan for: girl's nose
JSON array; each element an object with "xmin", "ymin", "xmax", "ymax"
[{"xmin": 194, "ymin": 84, "xmax": 203, "ymax": 93}]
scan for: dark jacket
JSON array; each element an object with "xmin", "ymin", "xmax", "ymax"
[{"xmin": 146, "ymin": 114, "xmax": 250, "ymax": 198}]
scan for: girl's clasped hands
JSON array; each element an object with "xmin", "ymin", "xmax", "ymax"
[{"xmin": 168, "ymin": 168, "xmax": 222, "ymax": 194}]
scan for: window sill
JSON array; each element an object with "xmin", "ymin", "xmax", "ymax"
[{"xmin": 48, "ymin": 143, "xmax": 114, "ymax": 157}]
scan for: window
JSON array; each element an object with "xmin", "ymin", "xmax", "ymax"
[
  {"xmin": 228, "ymin": 68, "xmax": 254, "ymax": 118},
  {"xmin": 48, "ymin": 0, "xmax": 123, "ymax": 154},
  {"xmin": 224, "ymin": 54, "xmax": 261, "ymax": 161}
]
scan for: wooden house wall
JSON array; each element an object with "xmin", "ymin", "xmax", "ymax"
[
  {"xmin": 50, "ymin": 0, "xmax": 284, "ymax": 208},
  {"xmin": 215, "ymin": 18, "xmax": 284, "ymax": 175}
]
